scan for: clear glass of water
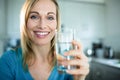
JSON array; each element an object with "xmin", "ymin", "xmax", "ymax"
[{"xmin": 55, "ymin": 28, "xmax": 75, "ymax": 72}]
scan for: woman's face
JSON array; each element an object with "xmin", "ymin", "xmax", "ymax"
[{"xmin": 27, "ymin": 0, "xmax": 57, "ymax": 46}]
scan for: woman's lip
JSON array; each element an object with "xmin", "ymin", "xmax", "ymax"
[{"xmin": 34, "ymin": 31, "xmax": 50, "ymax": 38}]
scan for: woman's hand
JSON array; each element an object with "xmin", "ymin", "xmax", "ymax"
[{"xmin": 62, "ymin": 40, "xmax": 89, "ymax": 80}]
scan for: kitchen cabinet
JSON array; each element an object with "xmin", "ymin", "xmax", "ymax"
[
  {"xmin": 89, "ymin": 60, "xmax": 120, "ymax": 80},
  {"xmin": 85, "ymin": 62, "xmax": 93, "ymax": 80}
]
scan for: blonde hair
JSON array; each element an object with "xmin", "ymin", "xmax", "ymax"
[{"xmin": 20, "ymin": 0, "xmax": 60, "ymax": 69}]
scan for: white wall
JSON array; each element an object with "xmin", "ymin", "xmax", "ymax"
[
  {"xmin": 58, "ymin": 0, "xmax": 106, "ymax": 49},
  {"xmin": 0, "ymin": 0, "xmax": 24, "ymax": 55},
  {"xmin": 104, "ymin": 0, "xmax": 120, "ymax": 57},
  {"xmin": 0, "ymin": 0, "xmax": 6, "ymax": 56},
  {"xmin": 6, "ymin": 0, "xmax": 25, "ymax": 39},
  {"xmin": 0, "ymin": 0, "xmax": 6, "ymax": 39}
]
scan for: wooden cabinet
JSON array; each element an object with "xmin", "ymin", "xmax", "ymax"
[{"xmin": 89, "ymin": 61, "xmax": 120, "ymax": 80}]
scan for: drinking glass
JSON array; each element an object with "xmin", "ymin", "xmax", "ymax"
[{"xmin": 55, "ymin": 28, "xmax": 76, "ymax": 72}]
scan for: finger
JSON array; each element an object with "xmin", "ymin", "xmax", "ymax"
[
  {"xmin": 66, "ymin": 69, "xmax": 89, "ymax": 76},
  {"xmin": 72, "ymin": 40, "xmax": 82, "ymax": 51},
  {"xmin": 54, "ymin": 51, "xmax": 66, "ymax": 61},
  {"xmin": 62, "ymin": 59, "xmax": 89, "ymax": 68},
  {"xmin": 64, "ymin": 50, "xmax": 88, "ymax": 60},
  {"xmin": 56, "ymin": 54, "xmax": 66, "ymax": 61}
]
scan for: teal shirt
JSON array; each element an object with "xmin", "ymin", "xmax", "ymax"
[{"xmin": 0, "ymin": 48, "xmax": 73, "ymax": 80}]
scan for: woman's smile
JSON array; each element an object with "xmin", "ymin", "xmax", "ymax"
[{"xmin": 34, "ymin": 31, "xmax": 50, "ymax": 39}]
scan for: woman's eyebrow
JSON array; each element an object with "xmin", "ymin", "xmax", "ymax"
[
  {"xmin": 29, "ymin": 11, "xmax": 56, "ymax": 15},
  {"xmin": 29, "ymin": 11, "xmax": 39, "ymax": 14},
  {"xmin": 47, "ymin": 12, "xmax": 56, "ymax": 15}
]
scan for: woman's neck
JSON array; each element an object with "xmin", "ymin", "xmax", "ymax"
[{"xmin": 32, "ymin": 43, "xmax": 51, "ymax": 62}]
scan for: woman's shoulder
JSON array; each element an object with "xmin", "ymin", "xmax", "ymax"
[
  {"xmin": 1, "ymin": 47, "xmax": 22, "ymax": 58},
  {"xmin": 0, "ymin": 48, "xmax": 28, "ymax": 80},
  {"xmin": 0, "ymin": 47, "xmax": 22, "ymax": 66}
]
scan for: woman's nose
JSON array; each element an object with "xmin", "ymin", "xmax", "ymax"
[{"xmin": 37, "ymin": 19, "xmax": 46, "ymax": 29}]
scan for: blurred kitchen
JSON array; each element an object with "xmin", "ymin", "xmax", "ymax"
[{"xmin": 0, "ymin": 0, "xmax": 120, "ymax": 80}]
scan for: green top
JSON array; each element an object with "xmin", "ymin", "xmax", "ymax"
[{"xmin": 0, "ymin": 48, "xmax": 73, "ymax": 80}]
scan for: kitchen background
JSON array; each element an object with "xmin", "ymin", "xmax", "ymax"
[
  {"xmin": 0, "ymin": 0, "xmax": 120, "ymax": 80},
  {"xmin": 0, "ymin": 0, "xmax": 120, "ymax": 57}
]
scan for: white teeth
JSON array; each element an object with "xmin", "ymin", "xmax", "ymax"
[{"xmin": 36, "ymin": 32, "xmax": 49, "ymax": 35}]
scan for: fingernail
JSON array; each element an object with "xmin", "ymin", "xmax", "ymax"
[
  {"xmin": 66, "ymin": 70, "xmax": 70, "ymax": 73},
  {"xmin": 64, "ymin": 52, "xmax": 68, "ymax": 56},
  {"xmin": 64, "ymin": 52, "xmax": 67, "ymax": 55}
]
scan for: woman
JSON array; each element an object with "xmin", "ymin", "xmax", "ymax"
[{"xmin": 0, "ymin": 0, "xmax": 89, "ymax": 80}]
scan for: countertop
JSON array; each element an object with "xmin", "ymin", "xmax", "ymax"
[{"xmin": 89, "ymin": 57, "xmax": 120, "ymax": 69}]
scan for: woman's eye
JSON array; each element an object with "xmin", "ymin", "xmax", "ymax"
[
  {"xmin": 30, "ymin": 15, "xmax": 39, "ymax": 19},
  {"xmin": 47, "ymin": 16, "xmax": 54, "ymax": 20}
]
